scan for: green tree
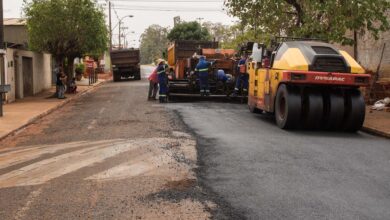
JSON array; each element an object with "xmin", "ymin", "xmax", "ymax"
[
  {"xmin": 139, "ymin": 24, "xmax": 169, "ymax": 64},
  {"xmin": 220, "ymin": 23, "xmax": 258, "ymax": 49},
  {"xmin": 202, "ymin": 21, "xmax": 231, "ymax": 43},
  {"xmin": 200, "ymin": 21, "xmax": 267, "ymax": 50},
  {"xmin": 167, "ymin": 21, "xmax": 211, "ymax": 41},
  {"xmin": 23, "ymin": 0, "xmax": 108, "ymax": 77},
  {"xmin": 224, "ymin": 0, "xmax": 390, "ymax": 45}
]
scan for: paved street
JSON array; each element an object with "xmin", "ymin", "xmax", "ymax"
[
  {"xmin": 0, "ymin": 66, "xmax": 389, "ymax": 220},
  {"xmin": 167, "ymin": 102, "xmax": 390, "ymax": 219}
]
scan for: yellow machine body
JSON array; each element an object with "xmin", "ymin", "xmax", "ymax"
[{"xmin": 248, "ymin": 41, "xmax": 367, "ymax": 113}]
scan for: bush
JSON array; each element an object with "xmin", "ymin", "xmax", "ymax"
[{"xmin": 75, "ymin": 63, "xmax": 85, "ymax": 75}]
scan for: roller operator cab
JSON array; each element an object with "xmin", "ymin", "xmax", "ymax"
[{"xmin": 247, "ymin": 41, "xmax": 370, "ymax": 131}]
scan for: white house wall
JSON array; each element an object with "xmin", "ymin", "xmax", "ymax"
[
  {"xmin": 5, "ymin": 49, "xmax": 52, "ymax": 103},
  {"xmin": 32, "ymin": 52, "xmax": 52, "ymax": 94},
  {"xmin": 5, "ymin": 49, "xmax": 16, "ymax": 102}
]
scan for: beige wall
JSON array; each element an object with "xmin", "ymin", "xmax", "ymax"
[
  {"xmin": 337, "ymin": 12, "xmax": 390, "ymax": 79},
  {"xmin": 357, "ymin": 30, "xmax": 390, "ymax": 78},
  {"xmin": 4, "ymin": 25, "xmax": 28, "ymax": 46},
  {"xmin": 5, "ymin": 48, "xmax": 52, "ymax": 103}
]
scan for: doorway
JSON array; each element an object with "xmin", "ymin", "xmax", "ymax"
[{"xmin": 22, "ymin": 57, "xmax": 33, "ymax": 97}]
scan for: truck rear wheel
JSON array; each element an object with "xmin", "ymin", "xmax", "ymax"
[
  {"xmin": 275, "ymin": 84, "xmax": 302, "ymax": 129},
  {"xmin": 302, "ymin": 90, "xmax": 324, "ymax": 129},
  {"xmin": 343, "ymin": 89, "xmax": 365, "ymax": 132},
  {"xmin": 113, "ymin": 73, "xmax": 120, "ymax": 82},
  {"xmin": 134, "ymin": 72, "xmax": 141, "ymax": 80}
]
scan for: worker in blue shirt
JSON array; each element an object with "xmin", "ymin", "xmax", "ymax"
[
  {"xmin": 216, "ymin": 69, "xmax": 233, "ymax": 83},
  {"xmin": 233, "ymin": 54, "xmax": 248, "ymax": 96},
  {"xmin": 156, "ymin": 59, "xmax": 168, "ymax": 103},
  {"xmin": 195, "ymin": 56, "xmax": 211, "ymax": 96}
]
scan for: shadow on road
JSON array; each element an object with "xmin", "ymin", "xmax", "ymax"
[
  {"xmin": 252, "ymin": 112, "xmax": 369, "ymax": 139},
  {"xmin": 168, "ymin": 96, "xmax": 247, "ymax": 104}
]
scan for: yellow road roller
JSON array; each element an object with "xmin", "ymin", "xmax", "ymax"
[{"xmin": 247, "ymin": 39, "xmax": 370, "ymax": 131}]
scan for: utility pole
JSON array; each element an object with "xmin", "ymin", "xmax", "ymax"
[
  {"xmin": 118, "ymin": 21, "xmax": 121, "ymax": 49},
  {"xmin": 0, "ymin": 0, "xmax": 10, "ymax": 117},
  {"xmin": 0, "ymin": 0, "xmax": 5, "ymax": 116},
  {"xmin": 120, "ymin": 26, "xmax": 128, "ymax": 49},
  {"xmin": 123, "ymin": 34, "xmax": 126, "ymax": 49},
  {"xmin": 113, "ymin": 15, "xmax": 133, "ymax": 50},
  {"xmin": 0, "ymin": 0, "xmax": 3, "ymax": 52},
  {"xmin": 109, "ymin": 1, "xmax": 112, "ymax": 51}
]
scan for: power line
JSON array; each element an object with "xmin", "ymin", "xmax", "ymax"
[
  {"xmin": 111, "ymin": 3, "xmax": 222, "ymax": 8},
  {"xmin": 112, "ymin": 3, "xmax": 120, "ymax": 20},
  {"xmin": 102, "ymin": 0, "xmax": 223, "ymax": 2},
  {"xmin": 98, "ymin": 0, "xmax": 225, "ymax": 12},
  {"xmin": 105, "ymin": 4, "xmax": 224, "ymax": 12},
  {"xmin": 110, "ymin": 7, "xmax": 224, "ymax": 12}
]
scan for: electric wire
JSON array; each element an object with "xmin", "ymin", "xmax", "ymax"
[
  {"xmin": 108, "ymin": 7, "xmax": 224, "ymax": 12},
  {"xmin": 101, "ymin": 0, "xmax": 223, "ymax": 2}
]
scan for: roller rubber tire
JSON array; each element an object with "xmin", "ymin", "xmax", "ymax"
[
  {"xmin": 323, "ymin": 90, "xmax": 345, "ymax": 130},
  {"xmin": 275, "ymin": 84, "xmax": 302, "ymax": 129},
  {"xmin": 343, "ymin": 89, "xmax": 365, "ymax": 132},
  {"xmin": 303, "ymin": 90, "xmax": 323, "ymax": 129}
]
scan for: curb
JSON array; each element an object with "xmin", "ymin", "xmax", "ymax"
[
  {"xmin": 361, "ymin": 126, "xmax": 390, "ymax": 139},
  {"xmin": 0, "ymin": 81, "xmax": 107, "ymax": 142}
]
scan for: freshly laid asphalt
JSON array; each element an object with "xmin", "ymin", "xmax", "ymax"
[{"xmin": 166, "ymin": 101, "xmax": 390, "ymax": 220}]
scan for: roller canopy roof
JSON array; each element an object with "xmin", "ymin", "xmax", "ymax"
[{"xmin": 272, "ymin": 41, "xmax": 365, "ymax": 74}]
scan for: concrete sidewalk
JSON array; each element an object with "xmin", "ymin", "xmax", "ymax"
[
  {"xmin": 0, "ymin": 80, "xmax": 105, "ymax": 141},
  {"xmin": 363, "ymin": 107, "xmax": 390, "ymax": 138}
]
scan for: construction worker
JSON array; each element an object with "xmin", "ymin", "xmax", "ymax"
[
  {"xmin": 147, "ymin": 67, "xmax": 158, "ymax": 101},
  {"xmin": 216, "ymin": 69, "xmax": 232, "ymax": 83},
  {"xmin": 233, "ymin": 54, "xmax": 248, "ymax": 96},
  {"xmin": 195, "ymin": 56, "xmax": 211, "ymax": 96},
  {"xmin": 156, "ymin": 59, "xmax": 168, "ymax": 103}
]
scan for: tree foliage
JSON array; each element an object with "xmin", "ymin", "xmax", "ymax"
[
  {"xmin": 23, "ymin": 0, "xmax": 108, "ymax": 76},
  {"xmin": 219, "ymin": 23, "xmax": 259, "ymax": 49},
  {"xmin": 224, "ymin": 0, "xmax": 390, "ymax": 45},
  {"xmin": 202, "ymin": 22, "xmax": 231, "ymax": 43},
  {"xmin": 139, "ymin": 24, "xmax": 169, "ymax": 64},
  {"xmin": 167, "ymin": 21, "xmax": 211, "ymax": 41},
  {"xmin": 200, "ymin": 21, "xmax": 269, "ymax": 50}
]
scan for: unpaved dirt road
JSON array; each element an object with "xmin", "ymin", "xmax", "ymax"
[{"xmin": 0, "ymin": 67, "xmax": 230, "ymax": 220}]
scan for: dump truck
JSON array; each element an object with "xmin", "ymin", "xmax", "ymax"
[
  {"xmin": 167, "ymin": 40, "xmax": 239, "ymax": 97},
  {"xmin": 110, "ymin": 49, "xmax": 141, "ymax": 82},
  {"xmin": 247, "ymin": 39, "xmax": 370, "ymax": 131},
  {"xmin": 167, "ymin": 40, "xmax": 219, "ymax": 79}
]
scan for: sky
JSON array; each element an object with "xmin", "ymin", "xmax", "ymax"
[{"xmin": 3, "ymin": 0, "xmax": 237, "ymax": 47}]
